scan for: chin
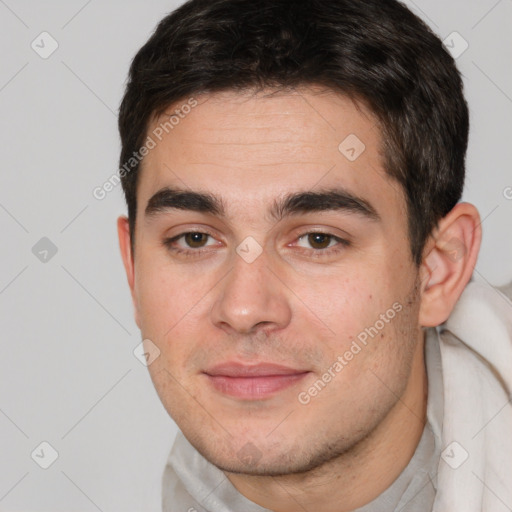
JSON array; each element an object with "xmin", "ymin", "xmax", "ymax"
[{"xmin": 187, "ymin": 426, "xmax": 363, "ymax": 477}]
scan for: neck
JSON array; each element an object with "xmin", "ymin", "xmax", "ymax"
[{"xmin": 225, "ymin": 333, "xmax": 428, "ymax": 512}]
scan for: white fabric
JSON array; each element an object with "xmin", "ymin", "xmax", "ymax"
[{"xmin": 433, "ymin": 280, "xmax": 512, "ymax": 511}]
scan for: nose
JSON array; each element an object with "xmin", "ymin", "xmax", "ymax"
[{"xmin": 210, "ymin": 246, "xmax": 292, "ymax": 336}]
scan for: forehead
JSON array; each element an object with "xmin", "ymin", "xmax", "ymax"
[{"xmin": 137, "ymin": 87, "xmax": 405, "ymax": 222}]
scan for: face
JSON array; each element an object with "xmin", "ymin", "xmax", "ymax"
[{"xmin": 125, "ymin": 87, "xmax": 424, "ymax": 475}]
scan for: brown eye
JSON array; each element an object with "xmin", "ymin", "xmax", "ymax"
[
  {"xmin": 307, "ymin": 233, "xmax": 333, "ymax": 249},
  {"xmin": 163, "ymin": 231, "xmax": 220, "ymax": 256},
  {"xmin": 294, "ymin": 232, "xmax": 350, "ymax": 255},
  {"xmin": 184, "ymin": 232, "xmax": 209, "ymax": 248}
]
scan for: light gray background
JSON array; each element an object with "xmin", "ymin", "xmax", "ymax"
[{"xmin": 0, "ymin": 0, "xmax": 511, "ymax": 510}]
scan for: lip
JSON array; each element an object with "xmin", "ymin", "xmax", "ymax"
[{"xmin": 204, "ymin": 362, "xmax": 310, "ymax": 400}]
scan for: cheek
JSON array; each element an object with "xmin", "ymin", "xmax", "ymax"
[
  {"xmin": 295, "ymin": 263, "xmax": 417, "ymax": 371},
  {"xmin": 295, "ymin": 269, "xmax": 390, "ymax": 337},
  {"xmin": 135, "ymin": 262, "xmax": 171, "ymax": 335},
  {"xmin": 134, "ymin": 251, "xmax": 214, "ymax": 336}
]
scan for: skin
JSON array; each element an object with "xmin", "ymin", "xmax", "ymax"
[{"xmin": 118, "ymin": 87, "xmax": 481, "ymax": 512}]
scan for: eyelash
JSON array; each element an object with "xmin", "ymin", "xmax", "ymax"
[{"xmin": 162, "ymin": 230, "xmax": 351, "ymax": 258}]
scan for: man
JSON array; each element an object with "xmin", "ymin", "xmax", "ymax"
[{"xmin": 116, "ymin": 0, "xmax": 512, "ymax": 510}]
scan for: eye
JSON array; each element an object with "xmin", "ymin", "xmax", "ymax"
[
  {"xmin": 297, "ymin": 233, "xmax": 336, "ymax": 250},
  {"xmin": 180, "ymin": 232, "xmax": 211, "ymax": 248},
  {"xmin": 163, "ymin": 231, "xmax": 219, "ymax": 253},
  {"xmin": 296, "ymin": 232, "xmax": 350, "ymax": 256}
]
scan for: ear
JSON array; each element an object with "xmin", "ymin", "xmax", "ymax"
[
  {"xmin": 418, "ymin": 202, "xmax": 482, "ymax": 327},
  {"xmin": 117, "ymin": 215, "xmax": 141, "ymax": 328}
]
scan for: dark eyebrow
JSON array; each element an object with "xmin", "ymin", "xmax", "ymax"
[
  {"xmin": 144, "ymin": 186, "xmax": 380, "ymax": 222},
  {"xmin": 145, "ymin": 188, "xmax": 225, "ymax": 218},
  {"xmin": 269, "ymin": 188, "xmax": 380, "ymax": 222}
]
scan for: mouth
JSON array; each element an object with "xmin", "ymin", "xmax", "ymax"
[{"xmin": 203, "ymin": 362, "xmax": 311, "ymax": 400}]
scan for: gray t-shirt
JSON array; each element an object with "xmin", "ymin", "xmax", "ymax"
[{"xmin": 162, "ymin": 327, "xmax": 443, "ymax": 512}]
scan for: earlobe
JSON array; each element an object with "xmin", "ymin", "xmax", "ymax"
[
  {"xmin": 419, "ymin": 203, "xmax": 482, "ymax": 327},
  {"xmin": 117, "ymin": 215, "xmax": 141, "ymax": 328}
]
